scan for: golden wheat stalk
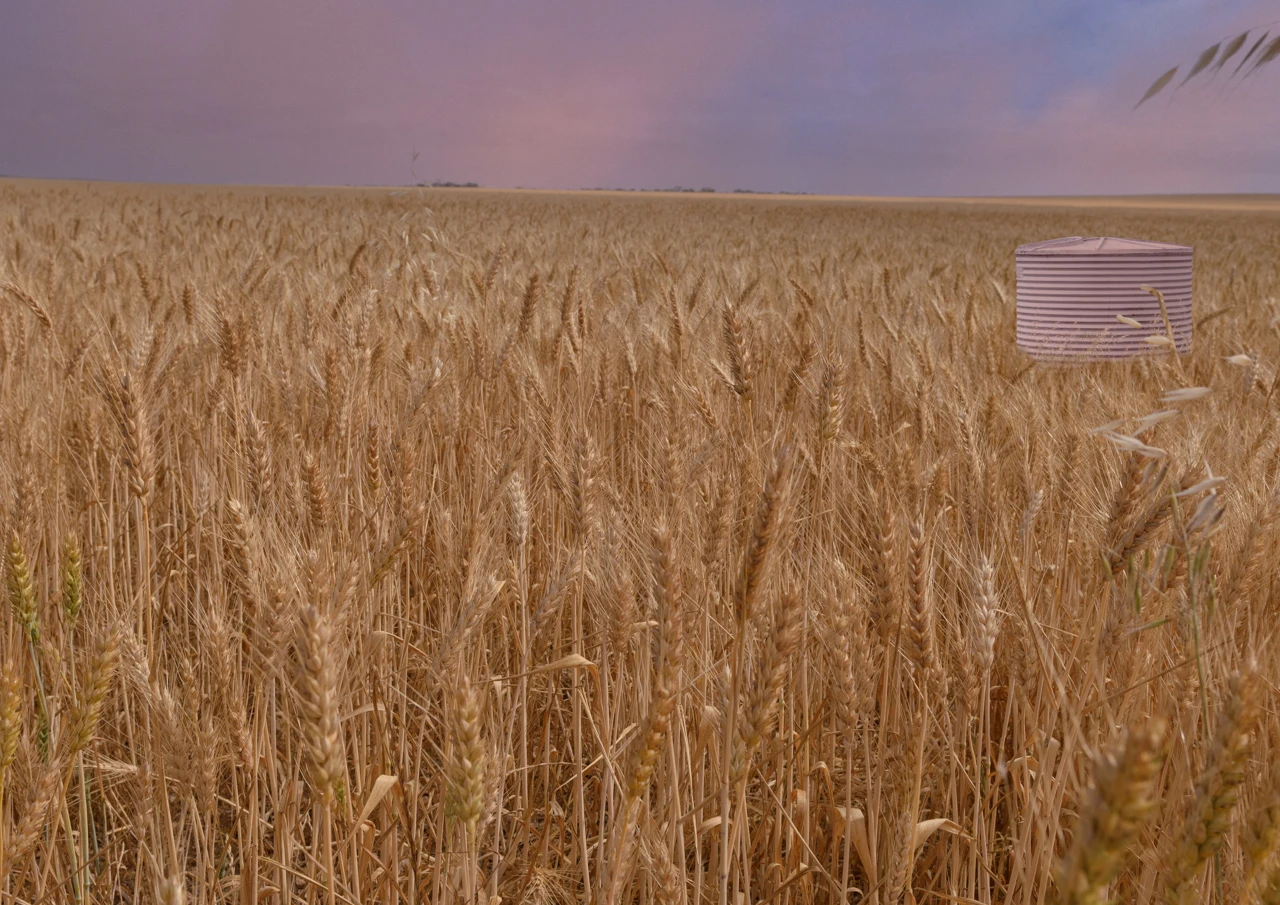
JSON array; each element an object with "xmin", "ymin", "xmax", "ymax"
[
  {"xmin": 293, "ymin": 605, "xmax": 343, "ymax": 809},
  {"xmin": 1056, "ymin": 719, "xmax": 1168, "ymax": 905},
  {"xmin": 1163, "ymin": 670, "xmax": 1261, "ymax": 905}
]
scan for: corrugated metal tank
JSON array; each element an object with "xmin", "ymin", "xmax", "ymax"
[{"xmin": 1015, "ymin": 236, "xmax": 1193, "ymax": 361}]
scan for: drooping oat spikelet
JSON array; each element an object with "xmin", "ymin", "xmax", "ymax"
[
  {"xmin": 65, "ymin": 623, "xmax": 121, "ymax": 757},
  {"xmin": 1055, "ymin": 718, "xmax": 1167, "ymax": 905},
  {"xmin": 293, "ymin": 605, "xmax": 343, "ymax": 809},
  {"xmin": 6, "ymin": 530, "xmax": 38, "ymax": 645},
  {"xmin": 1163, "ymin": 670, "xmax": 1261, "ymax": 905},
  {"xmin": 446, "ymin": 679, "xmax": 487, "ymax": 834},
  {"xmin": 61, "ymin": 534, "xmax": 82, "ymax": 625}
]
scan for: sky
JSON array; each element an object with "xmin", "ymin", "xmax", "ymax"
[{"xmin": 2, "ymin": 1, "xmax": 1280, "ymax": 196}]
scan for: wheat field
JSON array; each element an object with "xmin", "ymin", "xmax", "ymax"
[{"xmin": 2, "ymin": 180, "xmax": 1280, "ymax": 905}]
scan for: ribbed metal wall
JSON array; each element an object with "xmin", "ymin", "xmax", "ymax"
[{"xmin": 1015, "ymin": 237, "xmax": 1193, "ymax": 362}]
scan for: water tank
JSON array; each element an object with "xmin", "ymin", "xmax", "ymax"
[{"xmin": 1015, "ymin": 236, "xmax": 1193, "ymax": 361}]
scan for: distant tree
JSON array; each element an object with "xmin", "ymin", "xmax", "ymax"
[{"xmin": 1136, "ymin": 27, "xmax": 1280, "ymax": 107}]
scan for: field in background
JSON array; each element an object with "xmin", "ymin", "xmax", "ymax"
[{"xmin": 2, "ymin": 180, "xmax": 1280, "ymax": 905}]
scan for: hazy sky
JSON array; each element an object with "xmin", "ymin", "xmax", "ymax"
[{"xmin": 3, "ymin": 1, "xmax": 1279, "ymax": 195}]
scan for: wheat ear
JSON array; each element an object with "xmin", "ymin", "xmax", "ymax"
[
  {"xmin": 65, "ymin": 623, "xmax": 121, "ymax": 757},
  {"xmin": 1163, "ymin": 670, "xmax": 1261, "ymax": 905},
  {"xmin": 293, "ymin": 605, "xmax": 343, "ymax": 808},
  {"xmin": 1056, "ymin": 719, "xmax": 1168, "ymax": 905},
  {"xmin": 601, "ymin": 525, "xmax": 683, "ymax": 905}
]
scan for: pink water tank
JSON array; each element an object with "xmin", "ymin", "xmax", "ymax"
[{"xmin": 1015, "ymin": 236, "xmax": 1193, "ymax": 361}]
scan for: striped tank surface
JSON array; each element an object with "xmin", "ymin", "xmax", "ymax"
[{"xmin": 1014, "ymin": 236, "xmax": 1193, "ymax": 362}]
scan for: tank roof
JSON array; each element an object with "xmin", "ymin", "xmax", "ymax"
[{"xmin": 1015, "ymin": 236, "xmax": 1193, "ymax": 256}]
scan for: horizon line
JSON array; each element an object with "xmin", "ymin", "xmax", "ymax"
[{"xmin": 5, "ymin": 176, "xmax": 1280, "ymax": 212}]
